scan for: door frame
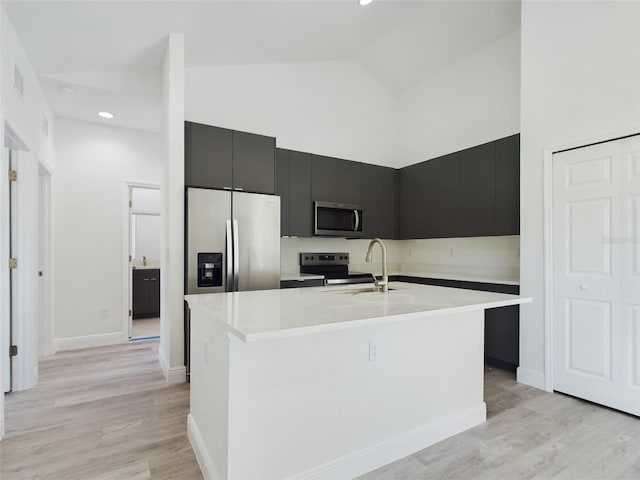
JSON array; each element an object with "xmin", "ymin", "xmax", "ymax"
[
  {"xmin": 37, "ymin": 159, "xmax": 54, "ymax": 357},
  {"xmin": 121, "ymin": 180, "xmax": 161, "ymax": 342},
  {"xmin": 542, "ymin": 126, "xmax": 640, "ymax": 393}
]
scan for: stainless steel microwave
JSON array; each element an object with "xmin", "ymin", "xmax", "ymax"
[{"xmin": 314, "ymin": 201, "xmax": 364, "ymax": 237}]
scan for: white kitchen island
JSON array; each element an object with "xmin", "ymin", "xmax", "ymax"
[{"xmin": 185, "ymin": 282, "xmax": 531, "ymax": 480}]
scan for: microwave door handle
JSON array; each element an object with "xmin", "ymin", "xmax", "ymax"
[
  {"xmin": 354, "ymin": 209, "xmax": 360, "ymax": 232},
  {"xmin": 225, "ymin": 219, "xmax": 233, "ymax": 292}
]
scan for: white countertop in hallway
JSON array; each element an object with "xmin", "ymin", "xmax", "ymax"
[{"xmin": 185, "ymin": 281, "xmax": 531, "ymax": 342}]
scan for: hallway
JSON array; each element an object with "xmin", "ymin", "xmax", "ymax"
[{"xmin": 0, "ymin": 341, "xmax": 202, "ymax": 479}]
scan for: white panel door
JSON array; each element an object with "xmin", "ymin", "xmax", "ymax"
[{"xmin": 553, "ymin": 135, "xmax": 640, "ymax": 415}]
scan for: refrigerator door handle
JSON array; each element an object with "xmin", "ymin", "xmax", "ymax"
[
  {"xmin": 225, "ymin": 219, "xmax": 233, "ymax": 292},
  {"xmin": 233, "ymin": 219, "xmax": 240, "ymax": 291}
]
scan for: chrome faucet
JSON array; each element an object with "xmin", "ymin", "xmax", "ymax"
[
  {"xmin": 365, "ymin": 238, "xmax": 388, "ymax": 293},
  {"xmin": 143, "ymin": 256, "xmax": 148, "ymax": 267}
]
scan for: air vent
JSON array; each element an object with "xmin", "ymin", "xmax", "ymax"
[
  {"xmin": 14, "ymin": 64, "xmax": 24, "ymax": 98},
  {"xmin": 42, "ymin": 115, "xmax": 49, "ymax": 138}
]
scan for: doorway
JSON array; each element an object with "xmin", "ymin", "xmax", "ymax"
[
  {"xmin": 551, "ymin": 134, "xmax": 640, "ymax": 416},
  {"xmin": 124, "ymin": 183, "xmax": 161, "ymax": 341}
]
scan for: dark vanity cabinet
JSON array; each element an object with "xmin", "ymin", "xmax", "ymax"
[{"xmin": 132, "ymin": 269, "xmax": 160, "ymax": 319}]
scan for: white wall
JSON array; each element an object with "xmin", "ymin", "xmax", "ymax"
[
  {"xmin": 133, "ymin": 214, "xmax": 161, "ymax": 263},
  {"xmin": 1, "ymin": 7, "xmax": 55, "ymax": 414},
  {"xmin": 53, "ymin": 118, "xmax": 161, "ymax": 346},
  {"xmin": 185, "ymin": 60, "xmax": 398, "ymax": 166},
  {"xmin": 159, "ymin": 33, "xmax": 186, "ymax": 384},
  {"xmin": 398, "ymin": 30, "xmax": 520, "ymax": 167},
  {"xmin": 519, "ymin": 0, "xmax": 640, "ymax": 389}
]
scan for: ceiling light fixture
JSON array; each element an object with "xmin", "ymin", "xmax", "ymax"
[
  {"xmin": 359, "ymin": 0, "xmax": 373, "ymax": 5},
  {"xmin": 59, "ymin": 84, "xmax": 77, "ymax": 95},
  {"xmin": 98, "ymin": 111, "xmax": 114, "ymax": 119}
]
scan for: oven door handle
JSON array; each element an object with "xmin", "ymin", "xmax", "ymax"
[{"xmin": 353, "ymin": 210, "xmax": 360, "ymax": 232}]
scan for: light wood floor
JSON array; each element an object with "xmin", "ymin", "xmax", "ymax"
[
  {"xmin": 0, "ymin": 341, "xmax": 202, "ymax": 480},
  {"xmin": 132, "ymin": 317, "xmax": 160, "ymax": 339},
  {"xmin": 361, "ymin": 367, "xmax": 640, "ymax": 479},
  {"xmin": 2, "ymin": 345, "xmax": 639, "ymax": 480}
]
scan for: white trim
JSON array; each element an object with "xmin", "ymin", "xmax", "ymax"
[
  {"xmin": 159, "ymin": 346, "xmax": 186, "ymax": 384},
  {"xmin": 187, "ymin": 414, "xmax": 218, "ymax": 480},
  {"xmin": 541, "ymin": 126, "xmax": 640, "ymax": 394},
  {"xmin": 122, "ymin": 180, "xmax": 160, "ymax": 343},
  {"xmin": 188, "ymin": 404, "xmax": 485, "ymax": 480},
  {"xmin": 37, "ymin": 159, "xmax": 54, "ymax": 357},
  {"xmin": 54, "ymin": 332, "xmax": 123, "ymax": 351},
  {"xmin": 516, "ymin": 367, "xmax": 546, "ymax": 390}
]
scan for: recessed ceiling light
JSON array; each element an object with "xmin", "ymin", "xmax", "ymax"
[
  {"xmin": 359, "ymin": 0, "xmax": 373, "ymax": 5},
  {"xmin": 59, "ymin": 84, "xmax": 77, "ymax": 95},
  {"xmin": 98, "ymin": 111, "xmax": 114, "ymax": 119}
]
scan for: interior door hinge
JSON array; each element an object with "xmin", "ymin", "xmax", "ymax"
[
  {"xmin": 129, "ymin": 309, "xmax": 132, "ymax": 317},
  {"xmin": 9, "ymin": 258, "xmax": 17, "ymax": 269},
  {"xmin": 129, "ymin": 200, "xmax": 133, "ymax": 208},
  {"xmin": 129, "ymin": 255, "xmax": 132, "ymax": 262},
  {"xmin": 8, "ymin": 170, "xmax": 17, "ymax": 182},
  {"xmin": 38, "ymin": 271, "xmax": 44, "ymax": 277},
  {"xmin": 9, "ymin": 345, "xmax": 18, "ymax": 357}
]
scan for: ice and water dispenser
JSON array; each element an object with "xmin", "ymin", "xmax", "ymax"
[{"xmin": 197, "ymin": 253, "xmax": 223, "ymax": 288}]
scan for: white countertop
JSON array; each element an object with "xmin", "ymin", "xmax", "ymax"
[{"xmin": 186, "ymin": 281, "xmax": 531, "ymax": 343}]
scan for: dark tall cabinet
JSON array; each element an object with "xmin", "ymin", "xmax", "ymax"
[
  {"xmin": 275, "ymin": 149, "xmax": 290, "ymax": 236},
  {"xmin": 275, "ymin": 149, "xmax": 313, "ymax": 237}
]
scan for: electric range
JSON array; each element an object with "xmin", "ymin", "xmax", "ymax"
[{"xmin": 299, "ymin": 252, "xmax": 375, "ymax": 285}]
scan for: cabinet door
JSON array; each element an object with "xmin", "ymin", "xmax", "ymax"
[
  {"xmin": 495, "ymin": 134, "xmax": 520, "ymax": 235},
  {"xmin": 424, "ymin": 153, "xmax": 460, "ymax": 238},
  {"xmin": 232, "ymin": 131, "xmax": 276, "ymax": 194},
  {"xmin": 275, "ymin": 149, "xmax": 291, "ymax": 236},
  {"xmin": 184, "ymin": 122, "xmax": 233, "ymax": 189},
  {"xmin": 311, "ymin": 155, "xmax": 338, "ymax": 202},
  {"xmin": 337, "ymin": 160, "xmax": 362, "ymax": 205},
  {"xmin": 290, "ymin": 151, "xmax": 313, "ymax": 237},
  {"xmin": 459, "ymin": 142, "xmax": 496, "ymax": 237},
  {"xmin": 362, "ymin": 164, "xmax": 398, "ymax": 239},
  {"xmin": 148, "ymin": 270, "xmax": 160, "ymax": 317},
  {"xmin": 400, "ymin": 161, "xmax": 430, "ymax": 239},
  {"xmin": 485, "ymin": 305, "xmax": 519, "ymax": 367}
]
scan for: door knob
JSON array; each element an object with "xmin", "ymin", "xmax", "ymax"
[{"xmin": 579, "ymin": 284, "xmax": 588, "ymax": 290}]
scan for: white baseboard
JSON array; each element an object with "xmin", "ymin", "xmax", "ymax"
[
  {"xmin": 517, "ymin": 367, "xmax": 546, "ymax": 391},
  {"xmin": 292, "ymin": 403, "xmax": 486, "ymax": 480},
  {"xmin": 187, "ymin": 413, "xmax": 219, "ymax": 480},
  {"xmin": 54, "ymin": 332, "xmax": 123, "ymax": 351},
  {"xmin": 188, "ymin": 403, "xmax": 486, "ymax": 480},
  {"xmin": 159, "ymin": 347, "xmax": 186, "ymax": 385}
]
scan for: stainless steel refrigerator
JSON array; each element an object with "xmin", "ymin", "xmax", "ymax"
[{"xmin": 184, "ymin": 187, "xmax": 280, "ymax": 377}]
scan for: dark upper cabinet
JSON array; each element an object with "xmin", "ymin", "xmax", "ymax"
[
  {"xmin": 362, "ymin": 164, "xmax": 399, "ymax": 239},
  {"xmin": 458, "ymin": 142, "xmax": 496, "ymax": 237},
  {"xmin": 495, "ymin": 134, "xmax": 520, "ymax": 235},
  {"xmin": 423, "ymin": 153, "xmax": 460, "ymax": 238},
  {"xmin": 311, "ymin": 155, "xmax": 338, "ymax": 202},
  {"xmin": 289, "ymin": 151, "xmax": 313, "ymax": 237},
  {"xmin": 185, "ymin": 122, "xmax": 233, "ymax": 190},
  {"xmin": 275, "ymin": 149, "xmax": 290, "ymax": 236},
  {"xmin": 337, "ymin": 160, "xmax": 362, "ymax": 205},
  {"xmin": 232, "ymin": 131, "xmax": 275, "ymax": 194},
  {"xmin": 400, "ymin": 161, "xmax": 429, "ymax": 239}
]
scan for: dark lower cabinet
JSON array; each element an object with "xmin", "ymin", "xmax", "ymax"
[
  {"xmin": 133, "ymin": 269, "xmax": 160, "ymax": 319},
  {"xmin": 393, "ymin": 275, "xmax": 519, "ymax": 371}
]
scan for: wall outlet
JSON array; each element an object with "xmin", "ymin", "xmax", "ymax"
[
  {"xmin": 368, "ymin": 339, "xmax": 379, "ymax": 362},
  {"xmin": 100, "ymin": 307, "xmax": 108, "ymax": 319}
]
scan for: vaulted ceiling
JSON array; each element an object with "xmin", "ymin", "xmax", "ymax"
[{"xmin": 3, "ymin": 0, "xmax": 520, "ymax": 131}]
